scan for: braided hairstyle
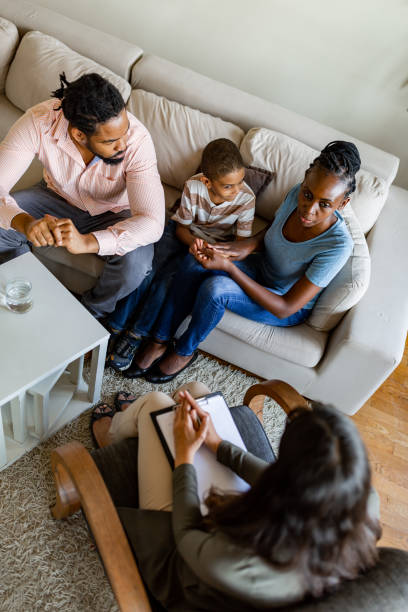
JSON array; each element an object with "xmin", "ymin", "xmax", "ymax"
[
  {"xmin": 309, "ymin": 141, "xmax": 361, "ymax": 198},
  {"xmin": 51, "ymin": 72, "xmax": 125, "ymax": 135}
]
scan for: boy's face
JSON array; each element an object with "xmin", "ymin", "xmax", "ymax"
[{"xmin": 201, "ymin": 168, "xmax": 245, "ymax": 204}]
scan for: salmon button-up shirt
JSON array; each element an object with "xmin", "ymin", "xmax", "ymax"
[{"xmin": 0, "ymin": 99, "xmax": 165, "ymax": 256}]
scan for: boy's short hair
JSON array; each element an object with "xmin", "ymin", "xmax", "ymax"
[{"xmin": 201, "ymin": 138, "xmax": 244, "ymax": 181}]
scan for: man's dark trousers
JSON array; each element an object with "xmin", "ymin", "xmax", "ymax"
[{"xmin": 0, "ymin": 182, "xmax": 154, "ymax": 318}]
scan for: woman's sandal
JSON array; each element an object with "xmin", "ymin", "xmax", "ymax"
[
  {"xmin": 114, "ymin": 391, "xmax": 137, "ymax": 412},
  {"xmin": 90, "ymin": 402, "xmax": 116, "ymax": 448}
]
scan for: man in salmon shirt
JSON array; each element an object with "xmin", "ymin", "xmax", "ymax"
[{"xmin": 0, "ymin": 72, "xmax": 165, "ymax": 319}]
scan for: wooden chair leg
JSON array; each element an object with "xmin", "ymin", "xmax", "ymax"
[
  {"xmin": 51, "ymin": 454, "xmax": 81, "ymax": 518},
  {"xmin": 244, "ymin": 379, "xmax": 311, "ymax": 419}
]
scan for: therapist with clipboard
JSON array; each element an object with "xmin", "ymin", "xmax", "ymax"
[{"xmin": 90, "ymin": 380, "xmax": 380, "ymax": 611}]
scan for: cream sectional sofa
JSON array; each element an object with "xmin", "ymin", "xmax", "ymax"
[{"xmin": 0, "ymin": 0, "xmax": 407, "ymax": 415}]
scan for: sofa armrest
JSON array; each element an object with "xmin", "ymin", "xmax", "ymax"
[
  {"xmin": 51, "ymin": 442, "xmax": 151, "ymax": 612},
  {"xmin": 307, "ymin": 185, "xmax": 408, "ymax": 414}
]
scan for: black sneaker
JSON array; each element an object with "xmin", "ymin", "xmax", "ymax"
[{"xmin": 108, "ymin": 333, "xmax": 142, "ymax": 371}]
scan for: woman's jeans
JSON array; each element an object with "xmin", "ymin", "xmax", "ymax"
[{"xmin": 154, "ymin": 254, "xmax": 311, "ymax": 356}]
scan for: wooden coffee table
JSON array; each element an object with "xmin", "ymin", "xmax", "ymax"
[{"xmin": 0, "ymin": 252, "xmax": 109, "ymax": 470}]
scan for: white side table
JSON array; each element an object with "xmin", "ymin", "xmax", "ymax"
[{"xmin": 0, "ymin": 253, "xmax": 109, "ymax": 470}]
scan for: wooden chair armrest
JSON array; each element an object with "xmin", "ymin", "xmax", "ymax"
[
  {"xmin": 51, "ymin": 441, "xmax": 151, "ymax": 612},
  {"xmin": 244, "ymin": 379, "xmax": 310, "ymax": 417}
]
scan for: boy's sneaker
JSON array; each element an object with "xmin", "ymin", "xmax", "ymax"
[
  {"xmin": 108, "ymin": 333, "xmax": 142, "ymax": 371},
  {"xmin": 101, "ymin": 324, "xmax": 122, "ymax": 366}
]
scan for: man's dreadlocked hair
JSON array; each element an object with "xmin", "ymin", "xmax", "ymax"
[
  {"xmin": 309, "ymin": 141, "xmax": 361, "ymax": 198},
  {"xmin": 51, "ymin": 72, "xmax": 125, "ymax": 135}
]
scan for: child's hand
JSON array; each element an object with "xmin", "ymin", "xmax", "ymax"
[
  {"xmin": 189, "ymin": 237, "xmax": 206, "ymax": 257},
  {"xmin": 189, "ymin": 237, "xmax": 214, "ymax": 258}
]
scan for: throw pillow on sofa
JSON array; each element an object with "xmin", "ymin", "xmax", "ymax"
[
  {"xmin": 0, "ymin": 17, "xmax": 19, "ymax": 94},
  {"xmin": 240, "ymin": 127, "xmax": 390, "ymax": 234},
  {"xmin": 306, "ymin": 204, "xmax": 370, "ymax": 332},
  {"xmin": 127, "ymin": 89, "xmax": 244, "ymax": 190},
  {"xmin": 5, "ymin": 30, "xmax": 131, "ymax": 112}
]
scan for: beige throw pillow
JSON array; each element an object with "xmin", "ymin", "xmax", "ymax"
[
  {"xmin": 307, "ymin": 205, "xmax": 370, "ymax": 332},
  {"xmin": 5, "ymin": 31, "xmax": 131, "ymax": 112},
  {"xmin": 240, "ymin": 127, "xmax": 390, "ymax": 233},
  {"xmin": 127, "ymin": 89, "xmax": 244, "ymax": 190},
  {"xmin": 0, "ymin": 17, "xmax": 19, "ymax": 94}
]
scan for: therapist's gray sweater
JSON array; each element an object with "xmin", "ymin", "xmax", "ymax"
[{"xmin": 118, "ymin": 441, "xmax": 380, "ymax": 611}]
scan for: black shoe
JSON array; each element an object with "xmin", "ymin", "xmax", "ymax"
[
  {"xmin": 145, "ymin": 352, "xmax": 198, "ymax": 383},
  {"xmin": 123, "ymin": 353, "xmax": 165, "ymax": 379}
]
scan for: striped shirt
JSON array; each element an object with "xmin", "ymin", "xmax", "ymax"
[
  {"xmin": 172, "ymin": 173, "xmax": 255, "ymax": 242},
  {"xmin": 0, "ymin": 99, "xmax": 165, "ymax": 256}
]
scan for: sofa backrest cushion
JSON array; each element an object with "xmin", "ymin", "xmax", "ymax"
[
  {"xmin": 127, "ymin": 89, "xmax": 244, "ymax": 191},
  {"xmin": 5, "ymin": 31, "xmax": 131, "ymax": 112},
  {"xmin": 0, "ymin": 17, "xmax": 19, "ymax": 94},
  {"xmin": 240, "ymin": 127, "xmax": 390, "ymax": 234},
  {"xmin": 131, "ymin": 54, "xmax": 399, "ymax": 185},
  {"xmin": 307, "ymin": 205, "xmax": 370, "ymax": 332},
  {"xmin": 0, "ymin": 0, "xmax": 142, "ymax": 80}
]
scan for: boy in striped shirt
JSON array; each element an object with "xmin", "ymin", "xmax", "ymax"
[{"xmin": 108, "ymin": 138, "xmax": 255, "ymax": 371}]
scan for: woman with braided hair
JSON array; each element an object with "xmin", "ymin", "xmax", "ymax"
[{"xmin": 124, "ymin": 141, "xmax": 360, "ymax": 382}]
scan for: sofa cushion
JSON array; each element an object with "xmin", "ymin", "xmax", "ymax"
[
  {"xmin": 215, "ymin": 311, "xmax": 328, "ymax": 368},
  {"xmin": 0, "ymin": 17, "xmax": 19, "ymax": 94},
  {"xmin": 5, "ymin": 31, "xmax": 131, "ymax": 112},
  {"xmin": 127, "ymin": 89, "xmax": 244, "ymax": 191},
  {"xmin": 240, "ymin": 127, "xmax": 390, "ymax": 234},
  {"xmin": 32, "ymin": 246, "xmax": 104, "ymax": 294},
  {"xmin": 307, "ymin": 205, "xmax": 371, "ymax": 332},
  {"xmin": 162, "ymin": 183, "xmax": 182, "ymax": 212},
  {"xmin": 0, "ymin": 93, "xmax": 23, "ymax": 140}
]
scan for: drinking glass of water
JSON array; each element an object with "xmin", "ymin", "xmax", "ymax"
[{"xmin": 5, "ymin": 278, "xmax": 33, "ymax": 313}]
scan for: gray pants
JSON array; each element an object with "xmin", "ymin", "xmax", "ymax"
[{"xmin": 0, "ymin": 182, "xmax": 154, "ymax": 318}]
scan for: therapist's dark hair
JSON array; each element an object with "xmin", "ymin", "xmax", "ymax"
[
  {"xmin": 308, "ymin": 140, "xmax": 361, "ymax": 198},
  {"xmin": 204, "ymin": 404, "xmax": 381, "ymax": 597},
  {"xmin": 51, "ymin": 72, "xmax": 125, "ymax": 135}
]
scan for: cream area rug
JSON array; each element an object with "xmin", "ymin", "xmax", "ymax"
[{"xmin": 0, "ymin": 353, "xmax": 286, "ymax": 612}]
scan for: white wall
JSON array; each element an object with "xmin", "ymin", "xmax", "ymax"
[{"xmin": 35, "ymin": 0, "xmax": 408, "ymax": 187}]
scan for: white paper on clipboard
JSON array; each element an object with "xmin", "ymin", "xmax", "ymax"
[{"xmin": 154, "ymin": 392, "xmax": 250, "ymax": 513}]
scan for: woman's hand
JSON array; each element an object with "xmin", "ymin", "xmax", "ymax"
[
  {"xmin": 174, "ymin": 392, "xmax": 209, "ymax": 467},
  {"xmin": 193, "ymin": 246, "xmax": 233, "ymax": 272},
  {"xmin": 178, "ymin": 391, "xmax": 223, "ymax": 455}
]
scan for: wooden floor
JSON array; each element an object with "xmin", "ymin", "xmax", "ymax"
[{"xmin": 352, "ymin": 337, "xmax": 408, "ymax": 551}]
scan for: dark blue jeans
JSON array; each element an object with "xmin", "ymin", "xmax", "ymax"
[
  {"xmin": 154, "ymin": 254, "xmax": 311, "ymax": 356},
  {"xmin": 109, "ymin": 220, "xmax": 187, "ymax": 333}
]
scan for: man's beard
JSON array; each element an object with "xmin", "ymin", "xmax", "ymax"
[
  {"xmin": 86, "ymin": 141, "xmax": 126, "ymax": 165},
  {"xmin": 101, "ymin": 152, "xmax": 126, "ymax": 165}
]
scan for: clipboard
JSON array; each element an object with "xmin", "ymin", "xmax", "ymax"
[{"xmin": 150, "ymin": 392, "xmax": 250, "ymax": 512}]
